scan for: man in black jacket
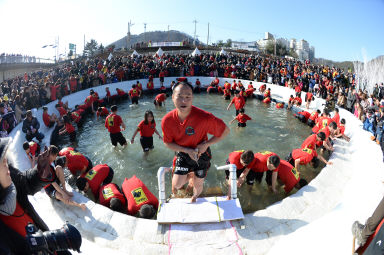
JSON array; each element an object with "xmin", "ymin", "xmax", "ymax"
[{"xmin": 22, "ymin": 110, "xmax": 44, "ymax": 142}]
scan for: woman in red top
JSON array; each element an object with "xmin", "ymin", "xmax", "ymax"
[{"xmin": 131, "ymin": 111, "xmax": 162, "ymax": 153}]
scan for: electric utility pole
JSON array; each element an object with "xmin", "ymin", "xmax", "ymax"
[
  {"xmin": 127, "ymin": 20, "xmax": 134, "ymax": 50},
  {"xmin": 193, "ymin": 19, "xmax": 197, "ymax": 46},
  {"xmin": 207, "ymin": 23, "xmax": 209, "ymax": 46}
]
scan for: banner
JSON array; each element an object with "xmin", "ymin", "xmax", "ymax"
[{"xmin": 149, "ymin": 42, "xmax": 183, "ymax": 47}]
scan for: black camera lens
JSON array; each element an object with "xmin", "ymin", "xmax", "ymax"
[
  {"xmin": 43, "ymin": 223, "xmax": 82, "ymax": 252},
  {"xmin": 26, "ymin": 222, "xmax": 82, "ymax": 253}
]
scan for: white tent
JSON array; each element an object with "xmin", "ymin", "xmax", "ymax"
[
  {"xmin": 155, "ymin": 47, "xmax": 164, "ymax": 57},
  {"xmin": 220, "ymin": 48, "xmax": 227, "ymax": 56},
  {"xmin": 131, "ymin": 50, "xmax": 140, "ymax": 57},
  {"xmin": 191, "ymin": 47, "xmax": 201, "ymax": 56}
]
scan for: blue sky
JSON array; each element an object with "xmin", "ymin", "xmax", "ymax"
[{"xmin": 0, "ymin": 0, "xmax": 382, "ymax": 61}]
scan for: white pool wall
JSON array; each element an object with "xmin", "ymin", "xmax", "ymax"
[{"xmin": 6, "ymin": 77, "xmax": 384, "ymax": 255}]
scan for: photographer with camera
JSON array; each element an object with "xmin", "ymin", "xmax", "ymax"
[{"xmin": 0, "ymin": 138, "xmax": 82, "ymax": 255}]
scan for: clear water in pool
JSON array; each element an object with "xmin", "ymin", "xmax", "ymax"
[{"xmin": 57, "ymin": 93, "xmax": 320, "ymax": 213}]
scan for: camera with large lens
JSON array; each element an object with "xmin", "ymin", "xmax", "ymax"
[{"xmin": 25, "ymin": 222, "xmax": 82, "ymax": 255}]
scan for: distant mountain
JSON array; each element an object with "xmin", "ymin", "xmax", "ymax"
[
  {"xmin": 313, "ymin": 58, "xmax": 354, "ymax": 71},
  {"xmin": 108, "ymin": 30, "xmax": 202, "ymax": 49}
]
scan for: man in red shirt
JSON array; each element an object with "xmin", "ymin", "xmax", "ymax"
[
  {"xmin": 248, "ymin": 151, "xmax": 281, "ymax": 193},
  {"xmin": 159, "ymin": 69, "xmax": 165, "ymax": 86},
  {"xmin": 305, "ymin": 92, "xmax": 314, "ymax": 109},
  {"xmin": 287, "ymin": 147, "xmax": 322, "ymax": 172},
  {"xmin": 23, "ymin": 141, "xmax": 40, "ymax": 167},
  {"xmin": 162, "ymin": 81, "xmax": 230, "ymax": 202},
  {"xmin": 301, "ymin": 132, "xmax": 326, "ymax": 150},
  {"xmin": 227, "ymin": 90, "xmax": 245, "ymax": 116},
  {"xmin": 276, "ymin": 160, "xmax": 308, "ymax": 194},
  {"xmin": 76, "ymin": 164, "xmax": 114, "ymax": 199},
  {"xmin": 307, "ymin": 109, "xmax": 321, "ymax": 127},
  {"xmin": 225, "ymin": 150, "xmax": 255, "ymax": 199},
  {"xmin": 98, "ymin": 183, "xmax": 126, "ymax": 212},
  {"xmin": 154, "ymin": 93, "xmax": 169, "ymax": 107},
  {"xmin": 332, "ymin": 108, "xmax": 340, "ymax": 126},
  {"xmin": 57, "ymin": 147, "xmax": 93, "ymax": 176},
  {"xmin": 42, "ymin": 106, "xmax": 57, "ymax": 128},
  {"xmin": 96, "ymin": 107, "xmax": 109, "ymax": 120},
  {"xmin": 296, "ymin": 111, "xmax": 311, "ymax": 123},
  {"xmin": 105, "ymin": 105, "xmax": 127, "ymax": 148},
  {"xmin": 312, "ymin": 109, "xmax": 332, "ymax": 133},
  {"xmin": 129, "ymin": 84, "xmax": 141, "ymax": 105}
]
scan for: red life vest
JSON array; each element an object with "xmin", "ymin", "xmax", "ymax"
[
  {"xmin": 0, "ymin": 202, "xmax": 34, "ymax": 236},
  {"xmin": 122, "ymin": 175, "xmax": 158, "ymax": 216},
  {"xmin": 99, "ymin": 183, "xmax": 126, "ymax": 208}
]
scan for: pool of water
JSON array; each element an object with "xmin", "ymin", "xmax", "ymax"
[{"xmin": 57, "ymin": 93, "xmax": 320, "ymax": 213}]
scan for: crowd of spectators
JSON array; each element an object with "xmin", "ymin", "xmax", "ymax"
[{"xmin": 0, "ymin": 51, "xmax": 383, "ymax": 148}]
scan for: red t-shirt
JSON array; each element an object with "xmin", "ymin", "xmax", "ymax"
[
  {"xmin": 318, "ymin": 126, "xmax": 331, "ymax": 139},
  {"xmin": 57, "ymin": 107, "xmax": 67, "ymax": 117},
  {"xmin": 81, "ymin": 164, "xmax": 111, "ymax": 197},
  {"xmin": 155, "ymin": 93, "xmax": 166, "ymax": 103},
  {"xmin": 71, "ymin": 111, "xmax": 82, "ymax": 123},
  {"xmin": 122, "ymin": 175, "xmax": 158, "ymax": 216},
  {"xmin": 236, "ymin": 114, "xmax": 251, "ymax": 123},
  {"xmin": 65, "ymin": 150, "xmax": 89, "ymax": 175},
  {"xmin": 29, "ymin": 141, "xmax": 38, "ymax": 156},
  {"xmin": 231, "ymin": 96, "xmax": 245, "ymax": 110},
  {"xmin": 129, "ymin": 88, "xmax": 140, "ymax": 97},
  {"xmin": 309, "ymin": 111, "xmax": 319, "ymax": 121},
  {"xmin": 332, "ymin": 113, "xmax": 340, "ymax": 126},
  {"xmin": 306, "ymin": 92, "xmax": 313, "ymax": 101},
  {"xmin": 105, "ymin": 113, "xmax": 123, "ymax": 134},
  {"xmin": 117, "ymin": 89, "xmax": 126, "ymax": 96},
  {"xmin": 97, "ymin": 107, "xmax": 109, "ymax": 118},
  {"xmin": 224, "ymin": 83, "xmax": 231, "ymax": 90},
  {"xmin": 301, "ymin": 134, "xmax": 318, "ymax": 150},
  {"xmin": 138, "ymin": 120, "xmax": 156, "ymax": 137},
  {"xmin": 298, "ymin": 111, "xmax": 311, "ymax": 120},
  {"xmin": 292, "ymin": 148, "xmax": 317, "ymax": 165},
  {"xmin": 99, "ymin": 183, "xmax": 126, "ymax": 208},
  {"xmin": 312, "ymin": 116, "xmax": 332, "ymax": 133},
  {"xmin": 339, "ymin": 125, "xmax": 345, "ymax": 134},
  {"xmin": 228, "ymin": 150, "xmax": 254, "ymax": 170},
  {"xmin": 147, "ymin": 82, "xmax": 154, "ymax": 90},
  {"xmin": 250, "ymin": 151, "xmax": 279, "ymax": 173},
  {"xmin": 106, "ymin": 90, "xmax": 111, "ymax": 97},
  {"xmin": 277, "ymin": 160, "xmax": 300, "ymax": 194},
  {"xmin": 162, "ymin": 106, "xmax": 227, "ymax": 148},
  {"xmin": 245, "ymin": 88, "xmax": 255, "ymax": 97},
  {"xmin": 59, "ymin": 147, "xmax": 74, "ymax": 156},
  {"xmin": 294, "ymin": 97, "xmax": 302, "ymax": 104},
  {"xmin": 65, "ymin": 123, "xmax": 75, "ymax": 134},
  {"xmin": 43, "ymin": 112, "xmax": 51, "ymax": 127}
]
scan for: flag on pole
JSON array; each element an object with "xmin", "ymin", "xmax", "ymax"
[
  {"xmin": 42, "ymin": 45, "xmax": 48, "ymax": 48},
  {"xmin": 108, "ymin": 53, "xmax": 113, "ymax": 61}
]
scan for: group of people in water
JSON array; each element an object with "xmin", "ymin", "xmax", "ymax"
[{"xmin": 19, "ymin": 75, "xmax": 353, "ymax": 220}]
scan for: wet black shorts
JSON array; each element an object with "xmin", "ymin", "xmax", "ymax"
[
  {"xmin": 154, "ymin": 99, "xmax": 163, "ymax": 106},
  {"xmin": 69, "ymin": 131, "xmax": 76, "ymax": 142},
  {"xmin": 48, "ymin": 121, "xmax": 55, "ymax": 128},
  {"xmin": 224, "ymin": 95, "xmax": 230, "ymax": 100},
  {"xmin": 224, "ymin": 159, "xmax": 257, "ymax": 185},
  {"xmin": 174, "ymin": 147, "xmax": 212, "ymax": 178},
  {"xmin": 110, "ymin": 132, "xmax": 127, "ymax": 146},
  {"xmin": 307, "ymin": 119, "xmax": 315, "ymax": 127},
  {"xmin": 238, "ymin": 122, "xmax": 246, "ymax": 127},
  {"xmin": 140, "ymin": 136, "xmax": 154, "ymax": 152},
  {"xmin": 44, "ymin": 184, "xmax": 58, "ymax": 200},
  {"xmin": 131, "ymin": 97, "xmax": 139, "ymax": 104},
  {"xmin": 160, "ymin": 77, "xmax": 164, "ymax": 83}
]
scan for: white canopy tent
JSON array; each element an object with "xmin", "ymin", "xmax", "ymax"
[
  {"xmin": 155, "ymin": 47, "xmax": 164, "ymax": 57},
  {"xmin": 131, "ymin": 50, "xmax": 140, "ymax": 57},
  {"xmin": 220, "ymin": 48, "xmax": 227, "ymax": 55},
  {"xmin": 191, "ymin": 47, "xmax": 201, "ymax": 56}
]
